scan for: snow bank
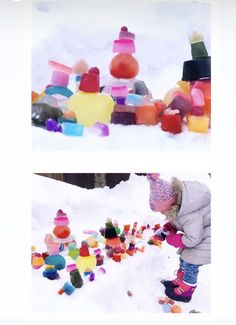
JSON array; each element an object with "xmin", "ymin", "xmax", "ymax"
[
  {"xmin": 32, "ymin": 173, "xmax": 211, "ymax": 313},
  {"xmin": 32, "ymin": 1, "xmax": 211, "ymax": 150}
]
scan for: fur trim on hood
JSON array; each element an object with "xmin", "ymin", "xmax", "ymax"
[{"xmin": 162, "ymin": 177, "xmax": 182, "ymax": 221}]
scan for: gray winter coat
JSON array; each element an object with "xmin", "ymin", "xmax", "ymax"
[{"xmin": 164, "ymin": 178, "xmax": 211, "ymax": 265}]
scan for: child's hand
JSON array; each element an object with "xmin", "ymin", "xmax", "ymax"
[
  {"xmin": 154, "ymin": 227, "xmax": 170, "ymax": 241},
  {"xmin": 163, "ymin": 222, "xmax": 177, "ymax": 234},
  {"xmin": 166, "ymin": 233, "xmax": 186, "ymax": 248}
]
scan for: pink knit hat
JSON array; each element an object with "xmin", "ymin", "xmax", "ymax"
[{"xmin": 147, "ymin": 173, "xmax": 176, "ymax": 212}]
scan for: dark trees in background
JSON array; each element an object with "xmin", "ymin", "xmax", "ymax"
[{"xmin": 35, "ymin": 173, "xmax": 144, "ymax": 189}]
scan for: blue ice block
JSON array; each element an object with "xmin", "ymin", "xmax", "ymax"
[{"xmin": 62, "ymin": 122, "xmax": 84, "ymax": 136}]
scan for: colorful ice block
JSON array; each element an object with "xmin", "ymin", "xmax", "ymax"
[
  {"xmin": 67, "ymin": 67, "xmax": 114, "ymax": 127},
  {"xmin": 112, "ymin": 39, "xmax": 136, "ymax": 54},
  {"xmin": 58, "ymin": 282, "xmax": 75, "ymax": 295},
  {"xmin": 45, "ymin": 254, "xmax": 66, "ymax": 270},
  {"xmin": 187, "ymin": 115, "xmax": 209, "ymax": 133},
  {"xmin": 190, "ymin": 88, "xmax": 205, "ymax": 107},
  {"xmin": 135, "ymin": 104, "xmax": 158, "ymax": 125},
  {"xmin": 191, "ymin": 79, "xmax": 211, "ymax": 122},
  {"xmin": 111, "ymin": 111, "xmax": 136, "ymax": 125},
  {"xmin": 110, "ymin": 53, "xmax": 139, "ymax": 79},
  {"xmin": 90, "ymin": 122, "xmax": 109, "ymax": 136},
  {"xmin": 203, "ymin": 97, "xmax": 211, "ymax": 120},
  {"xmin": 154, "ymin": 100, "xmax": 167, "ymax": 116},
  {"xmin": 125, "ymin": 93, "xmax": 148, "ymax": 106},
  {"xmin": 110, "ymin": 85, "xmax": 129, "ymax": 97},
  {"xmin": 161, "ymin": 109, "xmax": 182, "ymax": 134},
  {"xmin": 168, "ymin": 95, "xmax": 192, "ymax": 119},
  {"xmin": 133, "ymin": 80, "xmax": 149, "ymax": 96},
  {"xmin": 62, "ymin": 122, "xmax": 84, "ymax": 136}
]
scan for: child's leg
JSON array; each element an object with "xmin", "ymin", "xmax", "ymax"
[
  {"xmin": 181, "ymin": 260, "xmax": 202, "ymax": 285},
  {"xmin": 165, "ymin": 259, "xmax": 202, "ymax": 302},
  {"xmin": 179, "ymin": 257, "xmax": 184, "ymax": 272}
]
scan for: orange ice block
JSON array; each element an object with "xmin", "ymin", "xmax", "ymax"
[{"xmin": 136, "ymin": 104, "xmax": 159, "ymax": 125}]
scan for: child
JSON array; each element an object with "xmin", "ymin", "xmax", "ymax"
[{"xmin": 147, "ymin": 173, "xmax": 211, "ymax": 302}]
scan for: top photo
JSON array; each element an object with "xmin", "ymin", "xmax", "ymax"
[{"xmin": 31, "ymin": 0, "xmax": 211, "ymax": 151}]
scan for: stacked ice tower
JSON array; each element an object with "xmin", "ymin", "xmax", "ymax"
[
  {"xmin": 161, "ymin": 31, "xmax": 211, "ymax": 134},
  {"xmin": 109, "ymin": 26, "xmax": 166, "ymax": 126},
  {"xmin": 183, "ymin": 31, "xmax": 211, "ymax": 132},
  {"xmin": 42, "ymin": 210, "xmax": 75, "ymax": 275},
  {"xmin": 66, "ymin": 67, "xmax": 114, "ymax": 127},
  {"xmin": 47, "ymin": 209, "xmax": 76, "ymax": 249},
  {"xmin": 31, "ymin": 28, "xmax": 211, "ymax": 135},
  {"xmin": 109, "ymin": 26, "xmax": 139, "ymax": 80}
]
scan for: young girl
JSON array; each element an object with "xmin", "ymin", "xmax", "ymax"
[{"xmin": 147, "ymin": 173, "xmax": 211, "ymax": 303}]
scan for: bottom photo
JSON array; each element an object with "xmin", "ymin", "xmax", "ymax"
[{"xmin": 31, "ymin": 173, "xmax": 211, "ymax": 313}]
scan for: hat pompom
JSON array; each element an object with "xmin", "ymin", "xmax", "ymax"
[{"xmin": 147, "ymin": 173, "xmax": 160, "ymax": 181}]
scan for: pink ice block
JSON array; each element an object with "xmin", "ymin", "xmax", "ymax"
[
  {"xmin": 48, "ymin": 60, "xmax": 73, "ymax": 74},
  {"xmin": 47, "ymin": 243, "xmax": 60, "ymax": 255},
  {"xmin": 54, "ymin": 216, "xmax": 69, "ymax": 226},
  {"xmin": 51, "ymin": 71, "xmax": 69, "ymax": 87},
  {"xmin": 83, "ymin": 229, "xmax": 98, "ymax": 235},
  {"xmin": 44, "ymin": 233, "xmax": 54, "ymax": 245},
  {"xmin": 94, "ymin": 248, "xmax": 102, "ymax": 256},
  {"xmin": 66, "ymin": 264, "xmax": 77, "ymax": 272},
  {"xmin": 110, "ymin": 85, "xmax": 129, "ymax": 97},
  {"xmin": 119, "ymin": 30, "xmax": 135, "ymax": 40},
  {"xmin": 112, "ymin": 39, "xmax": 136, "ymax": 53},
  {"xmin": 190, "ymin": 88, "xmax": 205, "ymax": 107}
]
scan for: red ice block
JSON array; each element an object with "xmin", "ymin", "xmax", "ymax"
[
  {"xmin": 112, "ymin": 252, "xmax": 121, "ymax": 262},
  {"xmin": 154, "ymin": 100, "xmax": 167, "ymax": 117},
  {"xmin": 53, "ymin": 225, "xmax": 71, "ymax": 239},
  {"xmin": 161, "ymin": 109, "xmax": 182, "ymax": 134},
  {"xmin": 110, "ymin": 53, "xmax": 139, "ymax": 79}
]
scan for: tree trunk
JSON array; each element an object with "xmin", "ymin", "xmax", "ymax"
[{"xmin": 94, "ymin": 173, "xmax": 106, "ymax": 188}]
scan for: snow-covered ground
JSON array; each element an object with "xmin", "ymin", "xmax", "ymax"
[
  {"xmin": 32, "ymin": 1, "xmax": 211, "ymax": 151},
  {"xmin": 32, "ymin": 173, "xmax": 211, "ymax": 313}
]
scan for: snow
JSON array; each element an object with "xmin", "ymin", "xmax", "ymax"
[
  {"xmin": 32, "ymin": 173, "xmax": 211, "ymax": 313},
  {"xmin": 32, "ymin": 1, "xmax": 211, "ymax": 150}
]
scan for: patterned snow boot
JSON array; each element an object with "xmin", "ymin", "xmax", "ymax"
[
  {"xmin": 165, "ymin": 279, "xmax": 197, "ymax": 303},
  {"xmin": 161, "ymin": 269, "xmax": 184, "ymax": 288}
]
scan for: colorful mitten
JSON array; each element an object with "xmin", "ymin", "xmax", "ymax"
[{"xmin": 166, "ymin": 234, "xmax": 186, "ymax": 248}]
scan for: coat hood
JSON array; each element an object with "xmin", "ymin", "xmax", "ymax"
[
  {"xmin": 162, "ymin": 177, "xmax": 210, "ymax": 220},
  {"xmin": 178, "ymin": 180, "xmax": 211, "ymax": 217}
]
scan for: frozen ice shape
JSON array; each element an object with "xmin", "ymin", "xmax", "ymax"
[{"xmin": 190, "ymin": 88, "xmax": 205, "ymax": 107}]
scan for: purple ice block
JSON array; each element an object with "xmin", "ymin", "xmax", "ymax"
[
  {"xmin": 46, "ymin": 118, "xmax": 62, "ymax": 132},
  {"xmin": 111, "ymin": 111, "xmax": 136, "ymax": 125},
  {"xmin": 90, "ymin": 122, "xmax": 109, "ymax": 136},
  {"xmin": 168, "ymin": 95, "xmax": 192, "ymax": 119}
]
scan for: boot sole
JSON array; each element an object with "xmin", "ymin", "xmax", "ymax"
[{"xmin": 165, "ymin": 288, "xmax": 192, "ymax": 303}]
